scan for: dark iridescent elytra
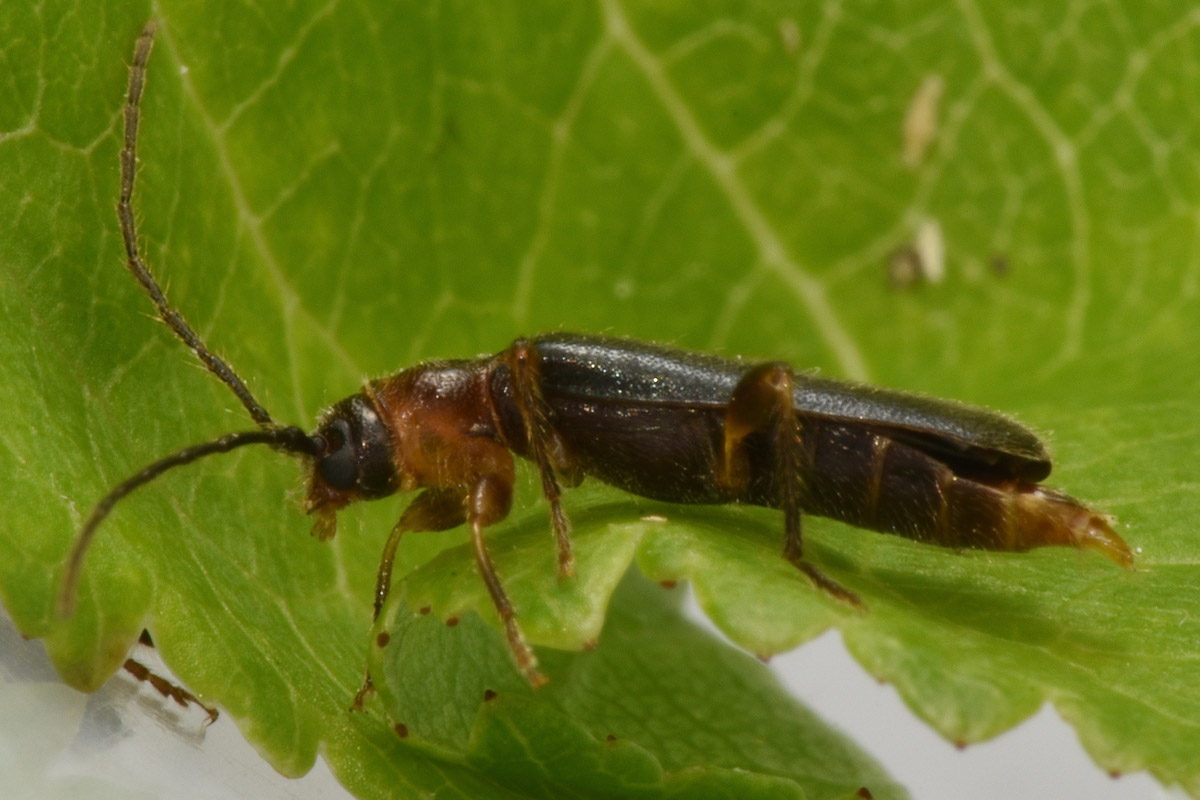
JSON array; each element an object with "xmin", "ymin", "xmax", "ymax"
[{"xmin": 486, "ymin": 334, "xmax": 1125, "ymax": 559}]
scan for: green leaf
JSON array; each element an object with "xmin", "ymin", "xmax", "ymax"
[
  {"xmin": 369, "ymin": 574, "xmax": 897, "ymax": 799},
  {"xmin": 1, "ymin": 1, "xmax": 1197, "ymax": 798}
]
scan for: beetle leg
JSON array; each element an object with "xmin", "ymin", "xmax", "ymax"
[
  {"xmin": 721, "ymin": 362, "xmax": 793, "ymax": 492},
  {"xmin": 123, "ymin": 657, "xmax": 219, "ymax": 726},
  {"xmin": 352, "ymin": 488, "xmax": 468, "ymax": 710},
  {"xmin": 371, "ymin": 488, "xmax": 468, "ymax": 622},
  {"xmin": 468, "ymin": 472, "xmax": 547, "ymax": 687},
  {"xmin": 124, "ymin": 631, "xmax": 219, "ymax": 725},
  {"xmin": 724, "ymin": 363, "xmax": 862, "ymax": 608},
  {"xmin": 506, "ymin": 338, "xmax": 580, "ymax": 579}
]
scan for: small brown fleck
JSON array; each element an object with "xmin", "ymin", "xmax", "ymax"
[
  {"xmin": 418, "ymin": 606, "xmax": 431, "ymax": 616},
  {"xmin": 954, "ymin": 740, "xmax": 967, "ymax": 751},
  {"xmin": 483, "ymin": 689, "xmax": 497, "ymax": 702},
  {"xmin": 606, "ymin": 733, "xmax": 617, "ymax": 742},
  {"xmin": 446, "ymin": 617, "xmax": 459, "ymax": 627},
  {"xmin": 395, "ymin": 723, "xmax": 409, "ymax": 738},
  {"xmin": 659, "ymin": 579, "xmax": 678, "ymax": 589},
  {"xmin": 855, "ymin": 788, "xmax": 874, "ymax": 799},
  {"xmin": 582, "ymin": 639, "xmax": 598, "ymax": 651},
  {"xmin": 1108, "ymin": 770, "xmax": 1122, "ymax": 779},
  {"xmin": 887, "ymin": 245, "xmax": 921, "ymax": 290},
  {"xmin": 376, "ymin": 631, "xmax": 391, "ymax": 648}
]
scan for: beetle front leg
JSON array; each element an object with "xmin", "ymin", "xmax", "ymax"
[
  {"xmin": 352, "ymin": 488, "xmax": 469, "ymax": 710},
  {"xmin": 124, "ymin": 630, "xmax": 219, "ymax": 725},
  {"xmin": 723, "ymin": 362, "xmax": 862, "ymax": 608},
  {"xmin": 371, "ymin": 488, "xmax": 468, "ymax": 622},
  {"xmin": 123, "ymin": 657, "xmax": 219, "ymax": 726}
]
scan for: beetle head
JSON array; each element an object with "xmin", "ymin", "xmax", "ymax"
[{"xmin": 305, "ymin": 393, "xmax": 399, "ymax": 540}]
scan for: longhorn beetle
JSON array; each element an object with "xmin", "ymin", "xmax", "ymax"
[{"xmin": 59, "ymin": 24, "xmax": 1132, "ymax": 706}]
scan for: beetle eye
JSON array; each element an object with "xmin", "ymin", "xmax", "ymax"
[{"xmin": 317, "ymin": 419, "xmax": 356, "ymax": 490}]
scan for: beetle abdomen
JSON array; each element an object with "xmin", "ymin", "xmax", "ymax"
[{"xmin": 795, "ymin": 420, "xmax": 1131, "ymax": 563}]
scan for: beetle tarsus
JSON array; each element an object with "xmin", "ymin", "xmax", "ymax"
[
  {"xmin": 791, "ymin": 555, "xmax": 864, "ymax": 610},
  {"xmin": 122, "ymin": 654, "xmax": 219, "ymax": 726},
  {"xmin": 350, "ymin": 672, "xmax": 374, "ymax": 712}
]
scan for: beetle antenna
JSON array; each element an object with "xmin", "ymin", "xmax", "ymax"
[
  {"xmin": 58, "ymin": 426, "xmax": 319, "ymax": 617},
  {"xmin": 119, "ymin": 22, "xmax": 276, "ymax": 428}
]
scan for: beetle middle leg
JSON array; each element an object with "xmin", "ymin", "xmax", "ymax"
[
  {"xmin": 503, "ymin": 338, "xmax": 582, "ymax": 579},
  {"xmin": 468, "ymin": 473, "xmax": 546, "ymax": 687},
  {"xmin": 722, "ymin": 362, "xmax": 862, "ymax": 608}
]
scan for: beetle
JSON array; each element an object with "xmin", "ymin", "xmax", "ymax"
[{"xmin": 59, "ymin": 23, "xmax": 1132, "ymax": 702}]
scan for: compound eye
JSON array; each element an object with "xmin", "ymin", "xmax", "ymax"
[{"xmin": 316, "ymin": 418, "xmax": 356, "ymax": 491}]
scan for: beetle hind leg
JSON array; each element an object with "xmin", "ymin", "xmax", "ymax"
[{"xmin": 723, "ymin": 362, "xmax": 862, "ymax": 609}]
